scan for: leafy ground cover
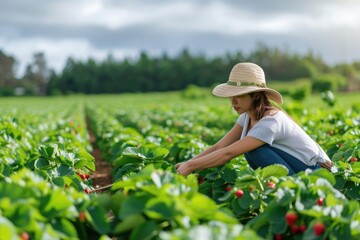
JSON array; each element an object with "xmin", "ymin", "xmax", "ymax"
[{"xmin": 0, "ymin": 92, "xmax": 360, "ymax": 239}]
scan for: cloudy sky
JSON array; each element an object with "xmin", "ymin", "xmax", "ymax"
[{"xmin": 1, "ymin": 0, "xmax": 360, "ymax": 75}]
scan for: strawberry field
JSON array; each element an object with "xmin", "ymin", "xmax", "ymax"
[{"xmin": 1, "ymin": 92, "xmax": 360, "ymax": 240}]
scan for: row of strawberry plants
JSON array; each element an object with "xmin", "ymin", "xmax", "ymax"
[
  {"xmin": 86, "ymin": 100, "xmax": 360, "ymax": 239},
  {"xmin": 84, "ymin": 102, "xmax": 263, "ymax": 238},
  {"xmin": 0, "ymin": 101, "xmax": 105, "ymax": 239}
]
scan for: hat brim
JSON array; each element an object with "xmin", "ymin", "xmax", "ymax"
[{"xmin": 212, "ymin": 83, "xmax": 283, "ymax": 105}]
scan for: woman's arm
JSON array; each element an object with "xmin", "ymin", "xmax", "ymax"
[
  {"xmin": 175, "ymin": 136, "xmax": 265, "ymax": 176},
  {"xmin": 191, "ymin": 122, "xmax": 244, "ymax": 160}
]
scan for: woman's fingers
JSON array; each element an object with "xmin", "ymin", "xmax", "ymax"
[{"xmin": 319, "ymin": 160, "xmax": 333, "ymax": 170}]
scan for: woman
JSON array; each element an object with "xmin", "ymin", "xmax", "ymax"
[{"xmin": 175, "ymin": 62, "xmax": 333, "ymax": 176}]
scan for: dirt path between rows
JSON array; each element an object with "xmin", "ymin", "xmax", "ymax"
[{"xmin": 86, "ymin": 117, "xmax": 113, "ymax": 192}]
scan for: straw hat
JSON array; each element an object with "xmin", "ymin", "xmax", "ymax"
[{"xmin": 212, "ymin": 62, "xmax": 283, "ymax": 104}]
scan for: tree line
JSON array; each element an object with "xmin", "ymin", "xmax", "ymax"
[{"xmin": 1, "ymin": 44, "xmax": 360, "ymax": 96}]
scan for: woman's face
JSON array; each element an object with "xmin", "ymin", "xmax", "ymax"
[{"xmin": 230, "ymin": 94, "xmax": 253, "ymax": 114}]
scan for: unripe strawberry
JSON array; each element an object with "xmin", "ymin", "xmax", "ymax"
[
  {"xmin": 234, "ymin": 189, "xmax": 244, "ymax": 198},
  {"xmin": 317, "ymin": 197, "xmax": 324, "ymax": 206},
  {"xmin": 249, "ymin": 185, "xmax": 255, "ymax": 191},
  {"xmin": 267, "ymin": 181, "xmax": 276, "ymax": 189},
  {"xmin": 285, "ymin": 212, "xmax": 298, "ymax": 226},
  {"xmin": 313, "ymin": 222, "xmax": 325, "ymax": 236},
  {"xmin": 328, "ymin": 130, "xmax": 334, "ymax": 135}
]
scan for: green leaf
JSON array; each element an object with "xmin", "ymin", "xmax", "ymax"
[
  {"xmin": 119, "ymin": 194, "xmax": 150, "ymax": 218},
  {"xmin": 52, "ymin": 177, "xmax": 65, "ymax": 187},
  {"xmin": 113, "ymin": 214, "xmax": 146, "ymax": 234},
  {"xmin": 220, "ymin": 166, "xmax": 238, "ymax": 184},
  {"xmin": 310, "ymin": 168, "xmax": 336, "ymax": 185},
  {"xmin": 78, "ymin": 147, "xmax": 94, "ymax": 162},
  {"xmin": 39, "ymin": 144, "xmax": 57, "ymax": 158},
  {"xmin": 0, "ymin": 216, "xmax": 18, "ymax": 240},
  {"xmin": 85, "ymin": 161, "xmax": 96, "ymax": 172},
  {"xmin": 52, "ymin": 218, "xmax": 78, "ymax": 238},
  {"xmin": 41, "ymin": 190, "xmax": 73, "ymax": 218},
  {"xmin": 332, "ymin": 151, "xmax": 344, "ymax": 161},
  {"xmin": 113, "ymin": 155, "xmax": 142, "ymax": 168},
  {"xmin": 190, "ymin": 194, "xmax": 219, "ymax": 219},
  {"xmin": 145, "ymin": 198, "xmax": 175, "ymax": 220},
  {"xmin": 88, "ymin": 205, "xmax": 111, "ymax": 234},
  {"xmin": 56, "ymin": 165, "xmax": 74, "ymax": 177},
  {"xmin": 35, "ymin": 157, "xmax": 51, "ymax": 170},
  {"xmin": 344, "ymin": 148, "xmax": 354, "ymax": 160},
  {"xmin": 260, "ymin": 164, "xmax": 289, "ymax": 178},
  {"xmin": 239, "ymin": 191, "xmax": 252, "ymax": 210},
  {"xmin": 130, "ymin": 220, "xmax": 158, "ymax": 240}
]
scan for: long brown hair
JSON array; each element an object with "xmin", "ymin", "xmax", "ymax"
[
  {"xmin": 250, "ymin": 91, "xmax": 272, "ymax": 120},
  {"xmin": 250, "ymin": 91, "xmax": 298, "ymax": 124}
]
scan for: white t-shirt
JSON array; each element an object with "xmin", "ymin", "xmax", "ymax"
[{"xmin": 237, "ymin": 111, "xmax": 330, "ymax": 166}]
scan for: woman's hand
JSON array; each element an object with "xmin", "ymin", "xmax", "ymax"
[
  {"xmin": 318, "ymin": 160, "xmax": 334, "ymax": 170},
  {"xmin": 175, "ymin": 161, "xmax": 193, "ymax": 176}
]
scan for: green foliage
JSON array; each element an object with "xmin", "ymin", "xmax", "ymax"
[
  {"xmin": 312, "ymin": 73, "xmax": 347, "ymax": 92},
  {"xmin": 289, "ymin": 78, "xmax": 312, "ymax": 101},
  {"xmin": 1, "ymin": 93, "xmax": 360, "ymax": 239},
  {"xmin": 321, "ymin": 90, "xmax": 336, "ymax": 106},
  {"xmin": 181, "ymin": 84, "xmax": 209, "ymax": 99}
]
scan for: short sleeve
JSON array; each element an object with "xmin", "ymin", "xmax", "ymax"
[
  {"xmin": 237, "ymin": 113, "xmax": 247, "ymax": 127},
  {"xmin": 247, "ymin": 117, "xmax": 279, "ymax": 145}
]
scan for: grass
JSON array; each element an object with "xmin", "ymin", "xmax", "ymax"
[{"xmin": 0, "ymin": 90, "xmax": 359, "ymax": 112}]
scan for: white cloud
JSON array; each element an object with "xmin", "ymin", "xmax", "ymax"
[
  {"xmin": 0, "ymin": 37, "xmax": 138, "ymax": 76},
  {"xmin": 1, "ymin": 0, "xmax": 360, "ymax": 76}
]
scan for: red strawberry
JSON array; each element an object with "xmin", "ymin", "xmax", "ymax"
[
  {"xmin": 20, "ymin": 232, "xmax": 29, "ymax": 240},
  {"xmin": 350, "ymin": 157, "xmax": 357, "ymax": 163},
  {"xmin": 234, "ymin": 189, "xmax": 244, "ymax": 198},
  {"xmin": 197, "ymin": 175, "xmax": 205, "ymax": 185},
  {"xmin": 274, "ymin": 234, "xmax": 283, "ymax": 240},
  {"xmin": 299, "ymin": 225, "xmax": 307, "ymax": 233},
  {"xmin": 313, "ymin": 222, "xmax": 325, "ymax": 236},
  {"xmin": 291, "ymin": 225, "xmax": 299, "ymax": 234},
  {"xmin": 84, "ymin": 174, "xmax": 90, "ymax": 179},
  {"xmin": 225, "ymin": 185, "xmax": 232, "ymax": 192},
  {"xmin": 317, "ymin": 197, "xmax": 324, "ymax": 206},
  {"xmin": 84, "ymin": 188, "xmax": 91, "ymax": 194},
  {"xmin": 79, "ymin": 211, "xmax": 86, "ymax": 222},
  {"xmin": 285, "ymin": 212, "xmax": 298, "ymax": 226}
]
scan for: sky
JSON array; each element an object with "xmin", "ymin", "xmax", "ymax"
[{"xmin": 1, "ymin": 0, "xmax": 360, "ymax": 76}]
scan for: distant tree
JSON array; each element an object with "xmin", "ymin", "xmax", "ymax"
[
  {"xmin": 0, "ymin": 50, "xmax": 17, "ymax": 95},
  {"xmin": 22, "ymin": 52, "xmax": 51, "ymax": 95}
]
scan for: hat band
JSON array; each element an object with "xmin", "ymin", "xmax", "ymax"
[{"xmin": 227, "ymin": 80, "xmax": 266, "ymax": 88}]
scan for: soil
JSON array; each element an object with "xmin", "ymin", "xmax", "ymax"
[{"xmin": 86, "ymin": 118, "xmax": 113, "ymax": 192}]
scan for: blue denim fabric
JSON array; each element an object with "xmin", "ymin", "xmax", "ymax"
[{"xmin": 245, "ymin": 144, "xmax": 320, "ymax": 175}]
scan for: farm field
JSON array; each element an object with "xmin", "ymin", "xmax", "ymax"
[{"xmin": 1, "ymin": 91, "xmax": 360, "ymax": 239}]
